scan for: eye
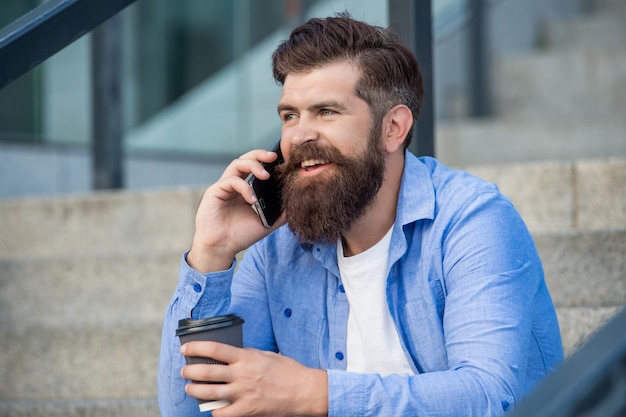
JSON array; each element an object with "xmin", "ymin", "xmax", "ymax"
[
  {"xmin": 281, "ymin": 112, "xmax": 298, "ymax": 122},
  {"xmin": 320, "ymin": 109, "xmax": 336, "ymax": 116}
]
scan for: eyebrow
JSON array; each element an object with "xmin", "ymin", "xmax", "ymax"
[
  {"xmin": 277, "ymin": 104, "xmax": 296, "ymax": 114},
  {"xmin": 277, "ymin": 101, "xmax": 347, "ymax": 114}
]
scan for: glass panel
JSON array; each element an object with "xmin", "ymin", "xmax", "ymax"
[
  {"xmin": 433, "ymin": 0, "xmax": 469, "ymax": 36},
  {"xmin": 0, "ymin": 0, "xmax": 42, "ymax": 143},
  {"xmin": 125, "ymin": 0, "xmax": 389, "ymax": 157},
  {"xmin": 0, "ymin": 0, "xmax": 390, "ymax": 156}
]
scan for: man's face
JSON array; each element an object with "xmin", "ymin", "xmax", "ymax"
[{"xmin": 275, "ymin": 61, "xmax": 386, "ymax": 243}]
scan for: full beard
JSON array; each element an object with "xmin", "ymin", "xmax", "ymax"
[{"xmin": 275, "ymin": 129, "xmax": 386, "ymax": 244}]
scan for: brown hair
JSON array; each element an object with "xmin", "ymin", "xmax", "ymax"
[{"xmin": 272, "ymin": 12, "xmax": 424, "ymax": 149}]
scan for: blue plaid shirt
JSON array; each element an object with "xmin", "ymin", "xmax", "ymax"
[{"xmin": 158, "ymin": 152, "xmax": 563, "ymax": 416}]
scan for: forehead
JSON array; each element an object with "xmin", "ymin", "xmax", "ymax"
[{"xmin": 279, "ymin": 61, "xmax": 363, "ymax": 105}]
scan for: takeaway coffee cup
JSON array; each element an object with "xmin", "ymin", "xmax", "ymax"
[{"xmin": 176, "ymin": 314, "xmax": 245, "ymax": 412}]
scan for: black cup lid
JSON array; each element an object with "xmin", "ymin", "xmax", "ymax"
[{"xmin": 176, "ymin": 314, "xmax": 244, "ymax": 337}]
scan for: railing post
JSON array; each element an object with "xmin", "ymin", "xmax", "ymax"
[
  {"xmin": 91, "ymin": 15, "xmax": 124, "ymax": 190},
  {"xmin": 388, "ymin": 0, "xmax": 435, "ymax": 157},
  {"xmin": 469, "ymin": 0, "xmax": 490, "ymax": 117}
]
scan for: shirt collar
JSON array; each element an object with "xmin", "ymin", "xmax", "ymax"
[
  {"xmin": 306, "ymin": 151, "xmax": 435, "ymax": 267},
  {"xmin": 396, "ymin": 151, "xmax": 436, "ymax": 227}
]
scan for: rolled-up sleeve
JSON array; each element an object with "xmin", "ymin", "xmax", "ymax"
[{"xmin": 157, "ymin": 252, "xmax": 235, "ymax": 417}]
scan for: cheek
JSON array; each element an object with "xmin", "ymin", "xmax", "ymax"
[{"xmin": 329, "ymin": 124, "xmax": 371, "ymax": 155}]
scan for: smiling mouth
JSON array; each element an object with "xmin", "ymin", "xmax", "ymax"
[{"xmin": 301, "ymin": 159, "xmax": 330, "ymax": 171}]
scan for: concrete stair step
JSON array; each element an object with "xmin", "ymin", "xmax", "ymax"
[
  {"xmin": 0, "ymin": 307, "xmax": 617, "ymax": 403},
  {"xmin": 0, "ymin": 325, "xmax": 161, "ymax": 401},
  {"xmin": 534, "ymin": 228, "xmax": 626, "ymax": 308},
  {"xmin": 0, "ymin": 187, "xmax": 202, "ymax": 258},
  {"xmin": 2, "ymin": 158, "xmax": 624, "ymax": 259},
  {"xmin": 546, "ymin": 14, "xmax": 626, "ymax": 50},
  {"xmin": 0, "ymin": 251, "xmax": 181, "ymax": 329},
  {"xmin": 556, "ymin": 306, "xmax": 623, "ymax": 356},
  {"xmin": 493, "ymin": 46, "xmax": 626, "ymax": 121},
  {"xmin": 587, "ymin": 0, "xmax": 626, "ymax": 16},
  {"xmin": 0, "ymin": 398, "xmax": 159, "ymax": 417},
  {"xmin": 0, "ymin": 228, "xmax": 623, "ymax": 329},
  {"xmin": 460, "ymin": 157, "xmax": 625, "ymax": 232},
  {"xmin": 437, "ymin": 119, "xmax": 626, "ymax": 166}
]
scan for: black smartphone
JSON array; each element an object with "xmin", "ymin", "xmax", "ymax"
[{"xmin": 246, "ymin": 140, "xmax": 284, "ymax": 228}]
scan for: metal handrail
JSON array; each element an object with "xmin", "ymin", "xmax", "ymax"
[{"xmin": 0, "ymin": 0, "xmax": 136, "ymax": 89}]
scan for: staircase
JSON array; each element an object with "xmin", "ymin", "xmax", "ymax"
[
  {"xmin": 1, "ymin": 2, "xmax": 625, "ymax": 417},
  {"xmin": 0, "ymin": 188, "xmax": 203, "ymax": 416},
  {"xmin": 437, "ymin": 0, "xmax": 626, "ymax": 353},
  {"xmin": 437, "ymin": 0, "xmax": 626, "ymax": 355}
]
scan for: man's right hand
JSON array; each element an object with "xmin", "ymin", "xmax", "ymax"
[{"xmin": 187, "ymin": 149, "xmax": 286, "ymax": 273}]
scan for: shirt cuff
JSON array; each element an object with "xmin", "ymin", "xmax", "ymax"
[
  {"xmin": 327, "ymin": 369, "xmax": 366, "ymax": 417},
  {"xmin": 179, "ymin": 250, "xmax": 236, "ymax": 319}
]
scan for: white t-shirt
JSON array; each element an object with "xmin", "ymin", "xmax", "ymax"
[{"xmin": 337, "ymin": 227, "xmax": 415, "ymax": 376}]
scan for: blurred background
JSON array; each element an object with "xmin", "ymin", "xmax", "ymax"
[
  {"xmin": 1, "ymin": 0, "xmax": 623, "ymax": 197},
  {"xmin": 0, "ymin": 0, "xmax": 624, "ymax": 416}
]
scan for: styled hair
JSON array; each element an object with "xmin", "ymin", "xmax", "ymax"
[{"xmin": 272, "ymin": 12, "xmax": 424, "ymax": 149}]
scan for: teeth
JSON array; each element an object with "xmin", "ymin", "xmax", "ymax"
[{"xmin": 301, "ymin": 159, "xmax": 329, "ymax": 169}]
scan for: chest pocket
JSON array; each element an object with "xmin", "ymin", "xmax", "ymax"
[
  {"xmin": 269, "ymin": 299, "xmax": 325, "ymax": 368},
  {"xmin": 265, "ymin": 258, "xmax": 328, "ymax": 369}
]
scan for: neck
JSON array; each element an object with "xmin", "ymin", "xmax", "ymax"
[{"xmin": 341, "ymin": 151, "xmax": 404, "ymax": 256}]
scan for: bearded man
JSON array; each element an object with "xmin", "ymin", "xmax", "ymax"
[{"xmin": 158, "ymin": 13, "xmax": 563, "ymax": 417}]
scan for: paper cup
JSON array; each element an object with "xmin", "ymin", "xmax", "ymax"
[{"xmin": 176, "ymin": 314, "xmax": 244, "ymax": 412}]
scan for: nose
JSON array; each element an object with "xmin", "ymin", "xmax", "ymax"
[{"xmin": 284, "ymin": 115, "xmax": 319, "ymax": 148}]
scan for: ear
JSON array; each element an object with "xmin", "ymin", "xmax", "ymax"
[{"xmin": 383, "ymin": 104, "xmax": 413, "ymax": 153}]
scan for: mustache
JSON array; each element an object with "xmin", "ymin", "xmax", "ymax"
[{"xmin": 281, "ymin": 142, "xmax": 349, "ymax": 171}]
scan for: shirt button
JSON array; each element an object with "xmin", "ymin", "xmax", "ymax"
[
  {"xmin": 193, "ymin": 283, "xmax": 202, "ymax": 293},
  {"xmin": 284, "ymin": 308, "xmax": 292, "ymax": 318},
  {"xmin": 338, "ymin": 285, "xmax": 345, "ymax": 293},
  {"xmin": 335, "ymin": 351, "xmax": 344, "ymax": 361},
  {"xmin": 502, "ymin": 401, "xmax": 510, "ymax": 411}
]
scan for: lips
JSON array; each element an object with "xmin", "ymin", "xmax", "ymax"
[{"xmin": 301, "ymin": 159, "xmax": 330, "ymax": 171}]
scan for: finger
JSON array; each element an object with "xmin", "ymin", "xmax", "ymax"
[
  {"xmin": 210, "ymin": 176, "xmax": 257, "ymax": 206},
  {"xmin": 185, "ymin": 380, "xmax": 233, "ymax": 403},
  {"xmin": 181, "ymin": 363, "xmax": 233, "ymax": 384},
  {"xmin": 181, "ymin": 341, "xmax": 242, "ymax": 365},
  {"xmin": 220, "ymin": 150, "xmax": 279, "ymax": 181},
  {"xmin": 239, "ymin": 148, "xmax": 280, "ymax": 165}
]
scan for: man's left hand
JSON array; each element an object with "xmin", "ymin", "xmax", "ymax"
[{"xmin": 181, "ymin": 341, "xmax": 328, "ymax": 417}]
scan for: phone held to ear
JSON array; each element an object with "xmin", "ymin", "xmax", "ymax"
[{"xmin": 246, "ymin": 141, "xmax": 284, "ymax": 228}]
